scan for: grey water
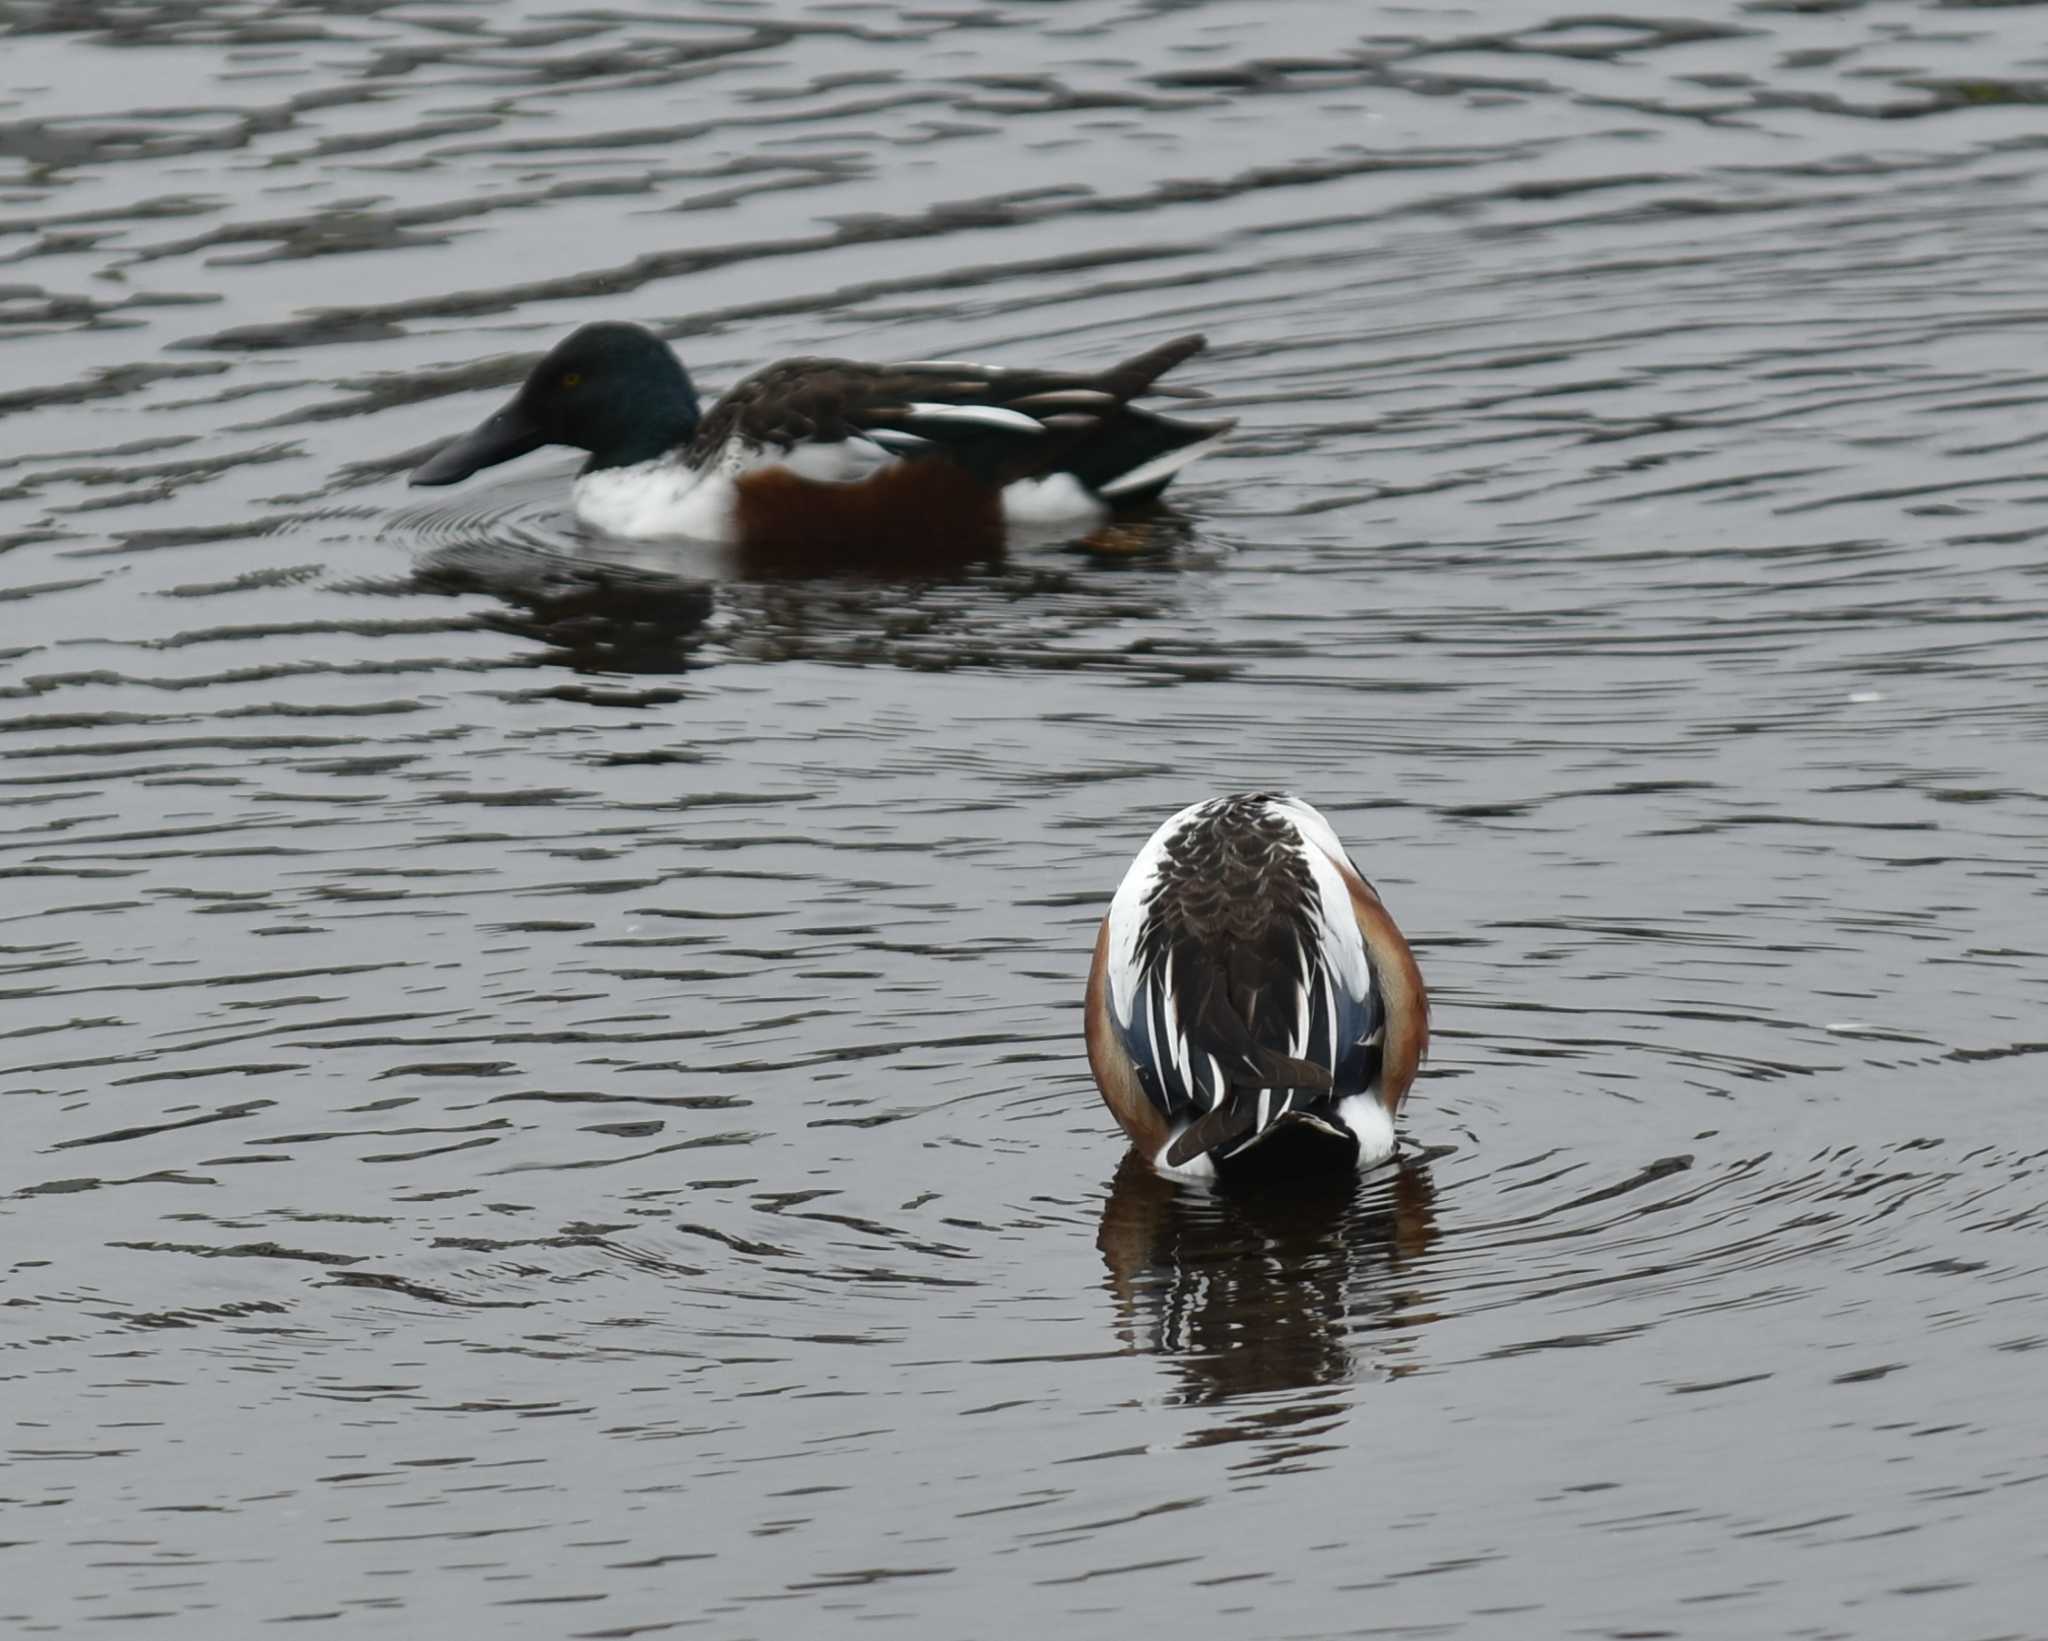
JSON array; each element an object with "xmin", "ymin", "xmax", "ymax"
[{"xmin": 4, "ymin": 1, "xmax": 2048, "ymax": 1635}]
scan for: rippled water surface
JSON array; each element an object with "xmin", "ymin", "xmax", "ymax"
[{"xmin": 5, "ymin": 1, "xmax": 2048, "ymax": 1634}]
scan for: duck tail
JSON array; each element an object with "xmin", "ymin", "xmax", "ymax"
[
  {"xmin": 1159, "ymin": 972, "xmax": 1333, "ymax": 1170},
  {"xmin": 1047, "ymin": 410, "xmax": 1227, "ymax": 504},
  {"xmin": 1058, "ymin": 334, "xmax": 1228, "ymax": 502},
  {"xmin": 1098, "ymin": 333, "xmax": 1209, "ymax": 401}
]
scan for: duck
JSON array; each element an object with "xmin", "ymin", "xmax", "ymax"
[
  {"xmin": 1084, "ymin": 793, "xmax": 1429, "ymax": 1183},
  {"xmin": 408, "ymin": 321, "xmax": 1233, "ymax": 553}
]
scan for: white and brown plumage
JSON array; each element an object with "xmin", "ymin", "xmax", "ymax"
[{"xmin": 1084, "ymin": 794, "xmax": 1428, "ymax": 1182}]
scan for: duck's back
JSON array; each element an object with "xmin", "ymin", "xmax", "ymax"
[
  {"xmin": 693, "ymin": 338, "xmax": 1232, "ymax": 504},
  {"xmin": 1095, "ymin": 794, "xmax": 1427, "ymax": 1173}
]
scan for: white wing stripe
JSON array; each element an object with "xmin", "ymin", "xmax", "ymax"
[
  {"xmin": 1097, "ymin": 430, "xmax": 1229, "ymax": 498},
  {"xmin": 1009, "ymin": 389, "xmax": 1117, "ymax": 411},
  {"xmin": 900, "ymin": 403, "xmax": 1044, "ymax": 433},
  {"xmin": 1161, "ymin": 954, "xmax": 1193, "ymax": 1098},
  {"xmin": 1291, "ymin": 825, "xmax": 1372, "ymax": 1003}
]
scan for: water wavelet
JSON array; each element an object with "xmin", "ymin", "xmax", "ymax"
[{"xmin": 8, "ymin": 0, "xmax": 2048, "ymax": 1629}]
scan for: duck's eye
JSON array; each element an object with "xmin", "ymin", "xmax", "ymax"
[{"xmin": 561, "ymin": 371, "xmax": 583, "ymax": 389}]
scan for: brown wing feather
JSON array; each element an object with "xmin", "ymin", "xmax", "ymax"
[
  {"xmin": 690, "ymin": 359, "xmax": 881, "ymax": 453},
  {"xmin": 1136, "ymin": 804, "xmax": 1336, "ymax": 1103}
]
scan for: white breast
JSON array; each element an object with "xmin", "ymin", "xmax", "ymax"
[
  {"xmin": 572, "ymin": 436, "xmax": 896, "ymax": 542},
  {"xmin": 573, "ymin": 461, "xmax": 738, "ymax": 542}
]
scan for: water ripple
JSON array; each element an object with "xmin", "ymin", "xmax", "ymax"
[{"xmin": 4, "ymin": 0, "xmax": 2047, "ymax": 1634}]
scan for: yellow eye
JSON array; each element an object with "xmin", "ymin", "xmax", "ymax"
[{"xmin": 561, "ymin": 371, "xmax": 582, "ymax": 389}]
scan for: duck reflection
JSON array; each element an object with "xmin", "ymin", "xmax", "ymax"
[
  {"xmin": 415, "ymin": 542, "xmax": 716, "ymax": 674},
  {"xmin": 1097, "ymin": 1149, "xmax": 1439, "ymax": 1404},
  {"xmin": 405, "ymin": 512, "xmax": 1193, "ymax": 677},
  {"xmin": 727, "ymin": 509, "xmax": 1189, "ymax": 580}
]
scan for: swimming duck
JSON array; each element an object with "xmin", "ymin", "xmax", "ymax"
[
  {"xmin": 409, "ymin": 321, "xmax": 1232, "ymax": 552},
  {"xmin": 1084, "ymin": 794, "xmax": 1429, "ymax": 1183}
]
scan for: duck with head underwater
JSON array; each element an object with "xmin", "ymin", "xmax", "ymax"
[
  {"xmin": 410, "ymin": 321, "xmax": 1233, "ymax": 556},
  {"xmin": 1084, "ymin": 793, "xmax": 1430, "ymax": 1184}
]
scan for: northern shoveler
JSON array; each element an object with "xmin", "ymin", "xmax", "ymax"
[
  {"xmin": 408, "ymin": 321, "xmax": 1232, "ymax": 552},
  {"xmin": 1085, "ymin": 794, "xmax": 1429, "ymax": 1183}
]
